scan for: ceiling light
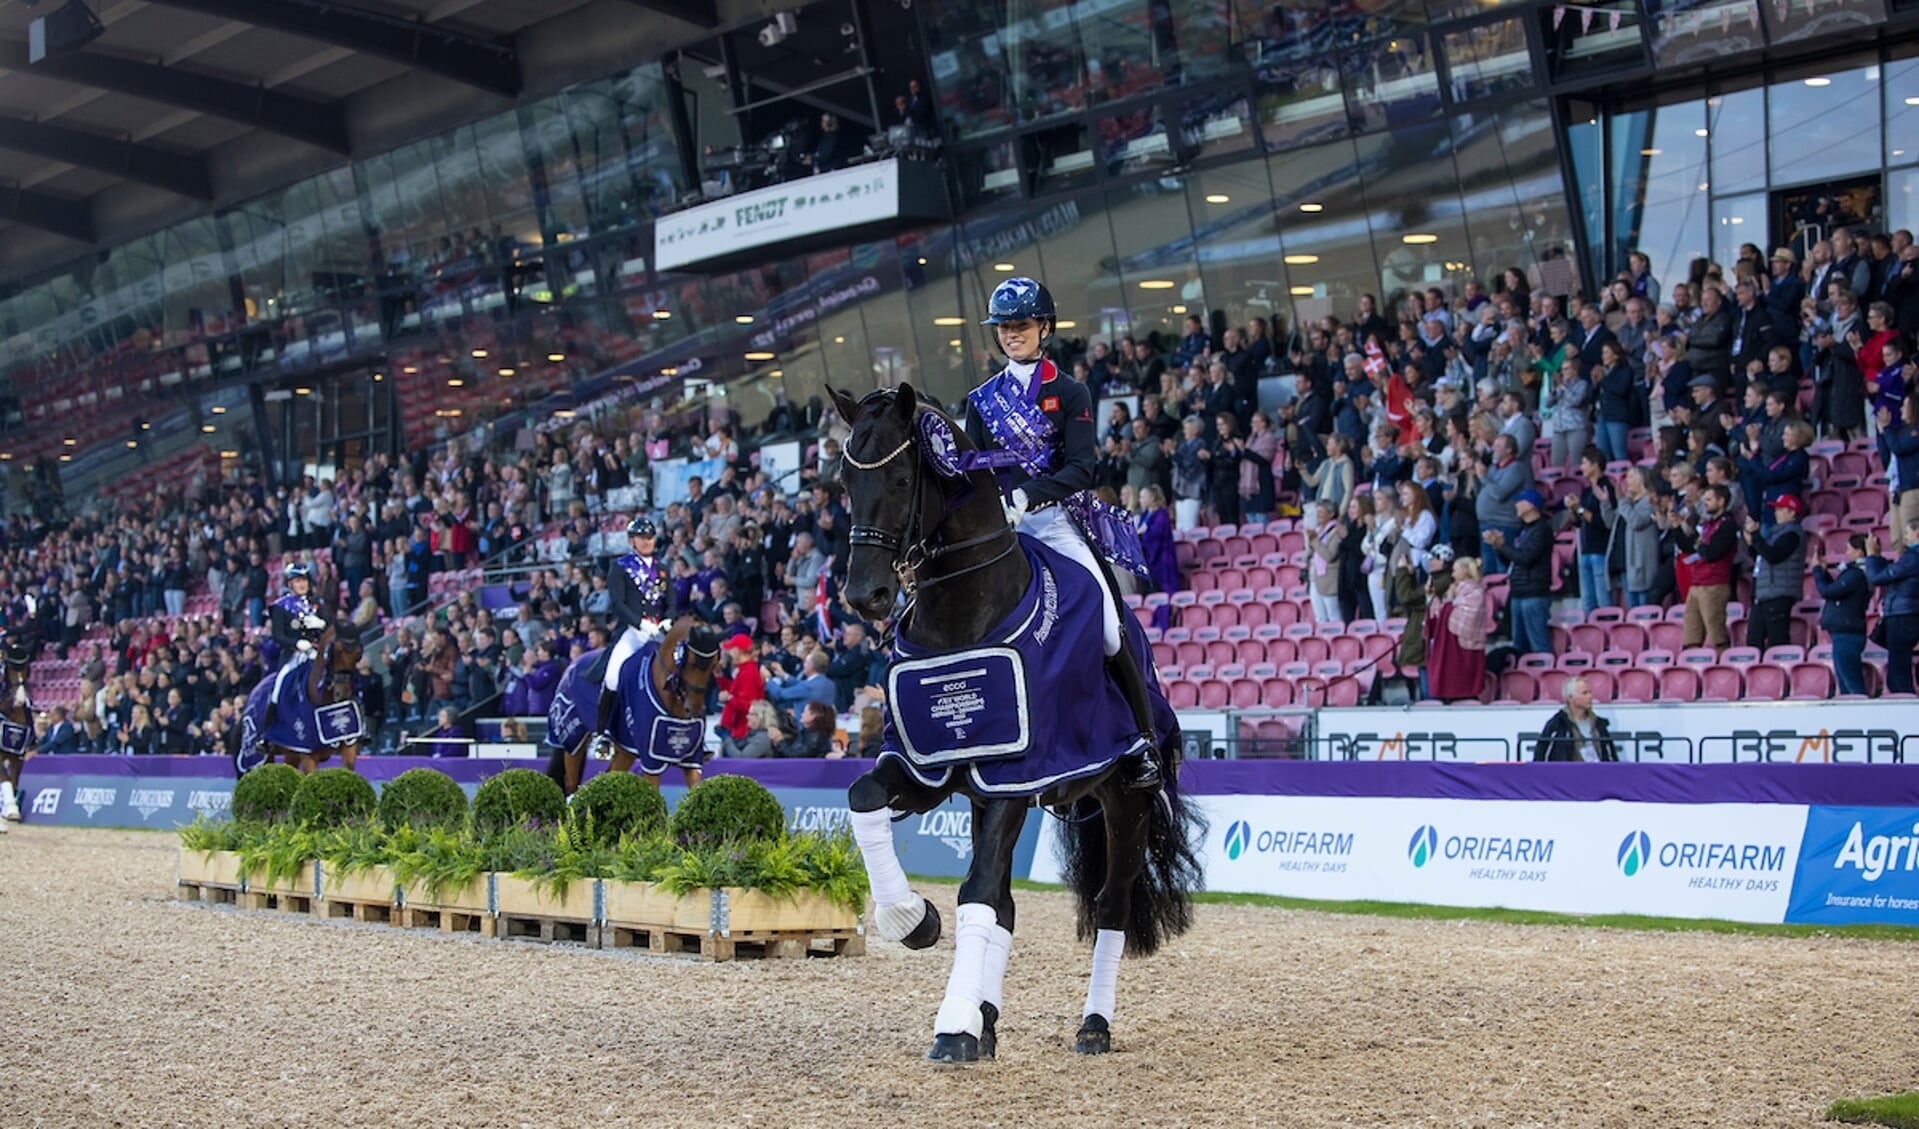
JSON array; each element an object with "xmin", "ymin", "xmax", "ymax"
[
  {"xmin": 63, "ymin": 437, "xmax": 75, "ymax": 446},
  {"xmin": 1171, "ymin": 305, "xmax": 1188, "ymax": 314},
  {"xmin": 1055, "ymin": 320, "xmax": 1077, "ymax": 329},
  {"xmin": 1283, "ymin": 254, "xmax": 1319, "ymax": 265},
  {"xmin": 948, "ymin": 338, "xmax": 962, "ymax": 347},
  {"xmin": 1695, "ymin": 128, "xmax": 1709, "ymax": 137},
  {"xmin": 1907, "ymin": 96, "xmax": 1919, "ymax": 106},
  {"xmin": 1290, "ymin": 286, "xmax": 1315, "ymax": 296},
  {"xmin": 58, "ymin": 454, "xmax": 70, "ymax": 462},
  {"xmin": 933, "ymin": 316, "xmax": 965, "ymax": 326},
  {"xmin": 1402, "ymin": 233, "xmax": 1439, "ymax": 245},
  {"xmin": 139, "ymin": 420, "xmax": 151, "ymax": 430},
  {"xmin": 661, "ymin": 367, "xmax": 678, "ymax": 376},
  {"xmin": 448, "ymin": 378, "xmax": 465, "ymax": 387},
  {"xmin": 917, "ymin": 257, "xmax": 927, "ymax": 265},
  {"xmin": 1204, "ymin": 193, "xmax": 1230, "ymax": 204},
  {"xmin": 126, "ymin": 440, "xmax": 138, "ymax": 449},
  {"xmin": 769, "ymin": 369, "xmax": 783, "ymax": 377},
  {"xmin": 372, "ymin": 373, "xmax": 383, "ymax": 382},
  {"xmin": 1641, "ymin": 148, "xmax": 1662, "ymax": 155},
  {"xmin": 0, "ymin": 454, "xmax": 9, "ymax": 461},
  {"xmin": 211, "ymin": 405, "xmax": 226, "ymax": 414},
  {"xmin": 1299, "ymin": 202, "xmax": 1324, "ymax": 213},
  {"xmin": 295, "ymin": 387, "xmax": 311, "ymax": 395},
  {"xmin": 653, "ymin": 310, "xmax": 672, "ymax": 320},
  {"xmin": 834, "ymin": 335, "xmax": 846, "ymax": 343},
  {"xmin": 554, "ymin": 409, "xmax": 576, "ymax": 419},
  {"xmin": 548, "ymin": 353, "xmax": 566, "ymax": 363},
  {"xmin": 201, "ymin": 424, "xmax": 215, "ymax": 433},
  {"xmin": 1138, "ymin": 280, "xmax": 1176, "ymax": 290},
  {"xmin": 499, "ymin": 367, "xmax": 515, "ymax": 377},
  {"xmin": 473, "ymin": 349, "xmax": 491, "ymax": 359},
  {"xmin": 993, "ymin": 262, "xmax": 1016, "ymax": 272},
  {"xmin": 219, "ymin": 451, "xmax": 238, "ymax": 459},
  {"xmin": 734, "ymin": 315, "xmax": 754, "ymax": 324},
  {"xmin": 744, "ymin": 351, "xmax": 775, "ymax": 361},
  {"xmin": 403, "ymin": 366, "xmax": 419, "ymax": 374},
  {"xmin": 1804, "ymin": 77, "xmax": 1831, "ymax": 87}
]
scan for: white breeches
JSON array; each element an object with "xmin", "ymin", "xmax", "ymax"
[
  {"xmin": 605, "ymin": 625, "xmax": 646, "ymax": 688},
  {"xmin": 1018, "ymin": 505, "xmax": 1122, "ymax": 656}
]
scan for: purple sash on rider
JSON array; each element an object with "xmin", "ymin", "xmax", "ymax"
[
  {"xmin": 964, "ymin": 363, "xmax": 1058, "ymax": 478},
  {"xmin": 1064, "ymin": 492, "xmax": 1151, "ymax": 578},
  {"xmin": 878, "ymin": 540, "xmax": 1176, "ymax": 797}
]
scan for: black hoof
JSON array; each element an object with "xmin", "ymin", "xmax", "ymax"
[
  {"xmin": 979, "ymin": 1002, "xmax": 999, "ymax": 1060},
  {"xmin": 928, "ymin": 1032, "xmax": 980, "ymax": 1064},
  {"xmin": 1074, "ymin": 1014, "xmax": 1112, "ymax": 1055},
  {"xmin": 901, "ymin": 900, "xmax": 942, "ymax": 951}
]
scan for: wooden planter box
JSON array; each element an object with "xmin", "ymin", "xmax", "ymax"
[
  {"xmin": 396, "ymin": 876, "xmax": 493, "ymax": 936},
  {"xmin": 493, "ymin": 874, "xmax": 599, "ymax": 946},
  {"xmin": 240, "ymin": 861, "xmax": 318, "ymax": 914},
  {"xmin": 601, "ymin": 881, "xmax": 862, "ymax": 961},
  {"xmin": 319, "ymin": 864, "xmax": 399, "ymax": 924},
  {"xmin": 177, "ymin": 849, "xmax": 243, "ymax": 905}
]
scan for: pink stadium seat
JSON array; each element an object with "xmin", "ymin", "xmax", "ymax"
[
  {"xmin": 1658, "ymin": 667, "xmax": 1701, "ymax": 700},
  {"xmin": 1745, "ymin": 664, "xmax": 1788, "ymax": 700},
  {"xmin": 1500, "ymin": 670, "xmax": 1539, "ymax": 703},
  {"xmin": 1569, "ymin": 625, "xmax": 1606, "ymax": 655},
  {"xmin": 1616, "ymin": 668, "xmax": 1658, "ymax": 702},
  {"xmin": 1517, "ymin": 653, "xmax": 1554, "ymax": 672},
  {"xmin": 1678, "ymin": 647, "xmax": 1717, "ymax": 667},
  {"xmin": 1297, "ymin": 637, "xmax": 1330, "ymax": 666},
  {"xmin": 1234, "ymin": 638, "xmax": 1266, "ymax": 666},
  {"xmin": 1558, "ymin": 651, "xmax": 1595, "ymax": 670},
  {"xmin": 1166, "ymin": 680, "xmax": 1200, "ymax": 709},
  {"xmin": 1261, "ymin": 678, "xmax": 1297, "ymax": 707},
  {"xmin": 1175, "ymin": 641, "xmax": 1204, "ymax": 667},
  {"xmin": 1180, "ymin": 605, "xmax": 1212, "ymax": 630},
  {"xmin": 1538, "ymin": 669, "xmax": 1570, "ymax": 703},
  {"xmin": 1583, "ymin": 670, "xmax": 1615, "ymax": 702},
  {"xmin": 1331, "ymin": 636, "xmax": 1363, "ymax": 665},
  {"xmin": 1215, "ymin": 567, "xmax": 1247, "ymax": 590},
  {"xmin": 1229, "ymin": 678, "xmax": 1264, "ymax": 709},
  {"xmin": 1264, "ymin": 638, "xmax": 1297, "ymax": 665},
  {"xmin": 1187, "ymin": 569, "xmax": 1217, "ymax": 593},
  {"xmin": 1701, "ymin": 665, "xmax": 1744, "ymax": 700},
  {"xmin": 1587, "ymin": 607, "xmax": 1624, "ymax": 624},
  {"xmin": 1595, "ymin": 650, "xmax": 1634, "ymax": 669},
  {"xmin": 1362, "ymin": 634, "xmax": 1397, "ymax": 662},
  {"xmin": 1324, "ymin": 679, "xmax": 1361, "ymax": 707},
  {"xmin": 1763, "ymin": 645, "xmax": 1805, "ymax": 666},
  {"xmin": 1199, "ymin": 679, "xmax": 1231, "ymax": 709},
  {"xmin": 1786, "ymin": 663, "xmax": 1832, "ymax": 700},
  {"xmin": 1648, "ymin": 622, "xmax": 1684, "ymax": 653},
  {"xmin": 1626, "ymin": 605, "xmax": 1664, "ymax": 626},
  {"xmin": 1205, "ymin": 639, "xmax": 1235, "ymax": 666},
  {"xmin": 1720, "ymin": 646, "xmax": 1761, "ymax": 667},
  {"xmin": 1152, "ymin": 643, "xmax": 1177, "ymax": 668},
  {"xmin": 1607, "ymin": 623, "xmax": 1648, "ymax": 655}
]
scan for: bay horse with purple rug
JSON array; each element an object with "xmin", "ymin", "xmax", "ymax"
[
  {"xmin": 543, "ymin": 615, "xmax": 722, "ymax": 796},
  {"xmin": 831, "ymin": 383, "xmax": 1203, "ymax": 1062},
  {"xmin": 0, "ymin": 633, "xmax": 36, "ymax": 822},
  {"xmin": 238, "ymin": 627, "xmax": 366, "ymax": 776}
]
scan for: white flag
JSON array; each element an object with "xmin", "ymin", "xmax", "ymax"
[
  {"xmin": 1581, "ymin": 7, "xmax": 1594, "ymax": 32},
  {"xmin": 1610, "ymin": 10, "xmax": 1622, "ymax": 31},
  {"xmin": 1553, "ymin": 5, "xmax": 1566, "ymax": 29}
]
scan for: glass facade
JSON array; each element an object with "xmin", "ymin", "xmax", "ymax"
[{"xmin": 12, "ymin": 0, "xmax": 1914, "ymax": 481}]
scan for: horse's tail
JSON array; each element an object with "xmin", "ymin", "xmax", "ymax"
[{"xmin": 1061, "ymin": 737, "xmax": 1207, "ymax": 958}]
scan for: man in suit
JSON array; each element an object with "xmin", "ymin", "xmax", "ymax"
[
  {"xmin": 39, "ymin": 705, "xmax": 79, "ymax": 755},
  {"xmin": 1571, "ymin": 303, "xmax": 1615, "ymax": 373},
  {"xmin": 1764, "ymin": 248, "xmax": 1805, "ymax": 330},
  {"xmin": 1727, "ymin": 278, "xmax": 1774, "ymax": 397}
]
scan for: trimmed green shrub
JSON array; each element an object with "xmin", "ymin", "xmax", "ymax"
[
  {"xmin": 232, "ymin": 763, "xmax": 303, "ymax": 824},
  {"xmin": 376, "ymin": 768, "xmax": 469, "ymax": 831},
  {"xmin": 288, "ymin": 767, "xmax": 377, "ymax": 829},
  {"xmin": 471, "ymin": 768, "xmax": 566, "ymax": 834},
  {"xmin": 672, "ymin": 774, "xmax": 786, "ymax": 846},
  {"xmin": 569, "ymin": 771, "xmax": 668, "ymax": 847}
]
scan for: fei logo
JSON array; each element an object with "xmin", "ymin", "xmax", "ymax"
[
  {"xmin": 1408, "ymin": 825, "xmax": 1439, "ymax": 868},
  {"xmin": 1224, "ymin": 820, "xmax": 1252, "ymax": 860},
  {"xmin": 29, "ymin": 788, "xmax": 59, "ymax": 816},
  {"xmin": 1618, "ymin": 831, "xmax": 1653, "ymax": 877}
]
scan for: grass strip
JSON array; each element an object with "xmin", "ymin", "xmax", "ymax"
[{"xmin": 1829, "ymin": 1094, "xmax": 1919, "ymax": 1128}]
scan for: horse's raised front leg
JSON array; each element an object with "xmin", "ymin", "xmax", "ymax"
[
  {"xmin": 847, "ymin": 757, "xmax": 945, "ymax": 949},
  {"xmin": 543, "ymin": 741, "xmax": 588, "ymax": 796},
  {"xmin": 929, "ymin": 797, "xmax": 1026, "ymax": 1064},
  {"xmin": 680, "ymin": 765, "xmax": 702, "ymax": 789},
  {"xmin": 1076, "ymin": 784, "xmax": 1152, "ymax": 1055},
  {"xmin": 338, "ymin": 744, "xmax": 359, "ymax": 771}
]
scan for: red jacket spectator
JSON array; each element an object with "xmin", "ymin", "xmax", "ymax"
[{"xmin": 717, "ymin": 636, "xmax": 764, "ymax": 739}]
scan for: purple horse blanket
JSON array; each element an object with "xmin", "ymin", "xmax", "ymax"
[
  {"xmin": 241, "ymin": 657, "xmax": 365, "ymax": 756},
  {"xmin": 878, "ymin": 538, "xmax": 1175, "ymax": 797},
  {"xmin": 547, "ymin": 643, "xmax": 708, "ymax": 775}
]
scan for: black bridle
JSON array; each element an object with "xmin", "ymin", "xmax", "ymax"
[{"xmin": 842, "ymin": 393, "xmax": 1018, "ymax": 601}]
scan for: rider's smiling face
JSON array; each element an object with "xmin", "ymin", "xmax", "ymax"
[{"xmin": 996, "ymin": 318, "xmax": 1044, "ymax": 362}]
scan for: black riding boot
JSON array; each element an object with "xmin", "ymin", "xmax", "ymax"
[
  {"xmin": 1106, "ymin": 644, "xmax": 1163, "ymax": 793},
  {"xmin": 590, "ymin": 686, "xmax": 620, "ymax": 757}
]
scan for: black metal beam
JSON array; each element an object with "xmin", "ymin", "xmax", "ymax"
[
  {"xmin": 0, "ymin": 117, "xmax": 211, "ymax": 200},
  {"xmin": 142, "ymin": 0, "xmax": 521, "ymax": 98},
  {"xmin": 3, "ymin": 41, "xmax": 351, "ymax": 154},
  {"xmin": 623, "ymin": 0, "xmax": 721, "ymax": 30},
  {"xmin": 0, "ymin": 183, "xmax": 93, "ymax": 243}
]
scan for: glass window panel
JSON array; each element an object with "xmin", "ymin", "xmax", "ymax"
[
  {"xmin": 1711, "ymin": 191, "xmax": 1768, "ymax": 271},
  {"xmin": 1265, "ymin": 137, "xmax": 1384, "ymax": 337},
  {"xmin": 1028, "ymin": 120, "xmax": 1101, "ymax": 192},
  {"xmin": 1165, "ymin": 0, "xmax": 1241, "ymax": 83},
  {"xmin": 1541, "ymin": 0, "xmax": 1646, "ymax": 80},
  {"xmin": 1450, "ymin": 101, "xmax": 1582, "ymax": 290},
  {"xmin": 1885, "ymin": 52, "xmax": 1919, "ymax": 167},
  {"xmin": 1178, "ymin": 90, "xmax": 1256, "ymax": 162},
  {"xmin": 1247, "ymin": 0, "xmax": 1349, "ymax": 64},
  {"xmin": 567, "ymin": 80, "xmax": 639, "ymax": 236},
  {"xmin": 1768, "ymin": 62, "xmax": 1881, "ymax": 182},
  {"xmin": 1341, "ymin": 36, "xmax": 1441, "ymax": 134},
  {"xmin": 1888, "ymin": 168, "xmax": 1919, "ymax": 235},
  {"xmin": 1073, "ymin": 0, "xmax": 1165, "ymax": 105},
  {"xmin": 523, "ymin": 99, "xmax": 589, "ymax": 240},
  {"xmin": 1184, "ymin": 161, "xmax": 1291, "ymax": 336},
  {"xmin": 472, "ymin": 110, "xmax": 539, "ymax": 251},
  {"xmin": 1004, "ymin": 0, "xmax": 1091, "ymax": 127},
  {"xmin": 923, "ymin": 0, "xmax": 1016, "ymax": 139},
  {"xmin": 1647, "ymin": 0, "xmax": 1763, "ymax": 69},
  {"xmin": 1566, "ymin": 103, "xmax": 1607, "ymax": 279},
  {"xmin": 956, "ymin": 140, "xmax": 1024, "ymax": 210},
  {"xmin": 1354, "ymin": 127, "xmax": 1473, "ymax": 317},
  {"xmin": 899, "ymin": 230, "xmax": 985, "ymax": 407},
  {"xmin": 616, "ymin": 64, "xmax": 684, "ymax": 218},
  {"xmin": 1762, "ymin": 0, "xmax": 1883, "ymax": 45},
  {"xmin": 1350, "ymin": 0, "xmax": 1429, "ymax": 44},
  {"xmin": 1106, "ymin": 178, "xmax": 1204, "ymax": 355},
  {"xmin": 1254, "ymin": 57, "xmax": 1348, "ymax": 152},
  {"xmin": 1610, "ymin": 101, "xmax": 1709, "ymax": 303},
  {"xmin": 1428, "ymin": 0, "xmax": 1524, "ymax": 20},
  {"xmin": 1096, "ymin": 106, "xmax": 1174, "ymax": 178},
  {"xmin": 1440, "ymin": 17, "xmax": 1534, "ymax": 103},
  {"xmin": 1706, "ymin": 86, "xmax": 1766, "ymax": 195}
]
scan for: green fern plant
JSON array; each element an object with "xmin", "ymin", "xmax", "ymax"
[
  {"xmin": 237, "ymin": 822, "xmax": 320, "ymax": 886},
  {"xmin": 388, "ymin": 825, "xmax": 486, "ymax": 903}
]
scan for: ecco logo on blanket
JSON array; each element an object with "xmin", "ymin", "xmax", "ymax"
[{"xmin": 887, "ymin": 648, "xmax": 1029, "ymax": 766}]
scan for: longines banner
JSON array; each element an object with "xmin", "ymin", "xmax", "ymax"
[
  {"xmin": 654, "ymin": 160, "xmax": 903, "ymax": 271},
  {"xmin": 1313, "ymin": 701, "xmax": 1919, "ymax": 764}
]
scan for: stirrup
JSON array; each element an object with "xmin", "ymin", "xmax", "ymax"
[
  {"xmin": 587, "ymin": 733, "xmax": 614, "ymax": 761},
  {"xmin": 1122, "ymin": 734, "xmax": 1162, "ymax": 793}
]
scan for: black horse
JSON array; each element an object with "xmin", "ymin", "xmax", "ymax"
[{"xmin": 831, "ymin": 383, "xmax": 1203, "ymax": 1062}]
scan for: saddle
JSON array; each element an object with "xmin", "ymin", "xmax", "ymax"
[{"xmin": 582, "ymin": 646, "xmax": 613, "ymax": 687}]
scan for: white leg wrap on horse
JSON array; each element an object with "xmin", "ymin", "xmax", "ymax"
[
  {"xmin": 850, "ymin": 807, "xmax": 912, "ymax": 906},
  {"xmin": 1083, "ymin": 928, "xmax": 1125, "ymax": 1020},
  {"xmin": 0, "ymin": 779, "xmax": 16, "ymax": 816},
  {"xmin": 982, "ymin": 924, "xmax": 1013, "ymax": 1011},
  {"xmin": 934, "ymin": 903, "xmax": 997, "ymax": 1037}
]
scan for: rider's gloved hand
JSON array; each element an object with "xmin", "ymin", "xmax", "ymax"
[
  {"xmin": 296, "ymin": 639, "xmax": 316, "ymax": 655},
  {"xmin": 301, "ymin": 614, "xmax": 326, "ymax": 630},
  {"xmin": 1002, "ymin": 488, "xmax": 1030, "ymax": 529},
  {"xmin": 637, "ymin": 618, "xmax": 664, "ymax": 643}
]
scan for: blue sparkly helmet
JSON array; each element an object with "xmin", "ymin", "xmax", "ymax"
[
  {"xmin": 283, "ymin": 562, "xmax": 312, "ymax": 583},
  {"xmin": 981, "ymin": 277, "xmax": 1056, "ymax": 326}
]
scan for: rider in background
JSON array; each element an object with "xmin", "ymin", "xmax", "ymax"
[
  {"xmin": 967, "ymin": 277, "xmax": 1162, "ymax": 791},
  {"xmin": 263, "ymin": 562, "xmax": 327, "ymax": 730},
  {"xmin": 588, "ymin": 515, "xmax": 674, "ymax": 758}
]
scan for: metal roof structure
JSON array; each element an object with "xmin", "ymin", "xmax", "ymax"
[{"xmin": 0, "ymin": 0, "xmax": 732, "ymax": 281}]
